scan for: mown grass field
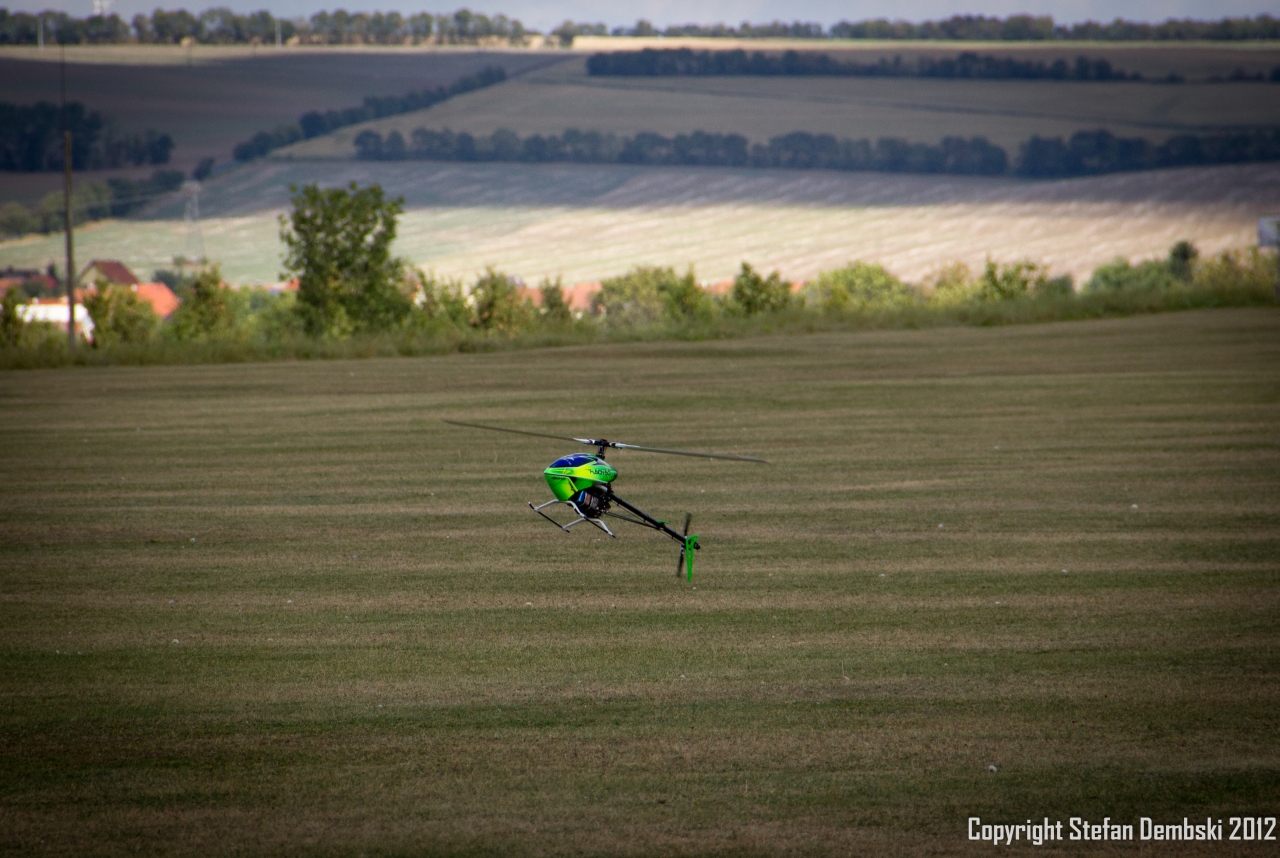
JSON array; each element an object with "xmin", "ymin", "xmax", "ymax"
[
  {"xmin": 0, "ymin": 160, "xmax": 1273, "ymax": 287},
  {"xmin": 2, "ymin": 308, "xmax": 1279, "ymax": 855},
  {"xmin": 281, "ymin": 43, "xmax": 1280, "ymax": 159}
]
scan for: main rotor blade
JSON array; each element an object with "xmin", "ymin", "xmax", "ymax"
[
  {"xmin": 443, "ymin": 419, "xmax": 767, "ymax": 462},
  {"xmin": 610, "ymin": 442, "xmax": 767, "ymax": 463},
  {"xmin": 442, "ymin": 420, "xmax": 597, "ymax": 446}
]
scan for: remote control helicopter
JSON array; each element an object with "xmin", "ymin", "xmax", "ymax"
[{"xmin": 443, "ymin": 420, "xmax": 766, "ymax": 580}]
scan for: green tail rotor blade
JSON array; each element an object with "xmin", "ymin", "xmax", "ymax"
[{"xmin": 685, "ymin": 534, "xmax": 698, "ymax": 582}]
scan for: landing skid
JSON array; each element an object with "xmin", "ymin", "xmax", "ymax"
[{"xmin": 529, "ymin": 498, "xmax": 616, "ymax": 537}]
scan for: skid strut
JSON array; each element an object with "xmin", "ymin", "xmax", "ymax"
[{"xmin": 529, "ymin": 499, "xmax": 615, "ymax": 537}]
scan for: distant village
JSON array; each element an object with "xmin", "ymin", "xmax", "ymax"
[{"xmin": 2, "ymin": 260, "xmax": 183, "ymax": 340}]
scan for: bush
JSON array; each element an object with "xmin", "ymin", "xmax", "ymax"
[
  {"xmin": 659, "ymin": 268, "xmax": 711, "ymax": 321},
  {"xmin": 732, "ymin": 262, "xmax": 790, "ymax": 315},
  {"xmin": 977, "ymin": 259, "xmax": 1056, "ymax": 301},
  {"xmin": 1084, "ymin": 257, "xmax": 1177, "ymax": 294},
  {"xmin": 925, "ymin": 261, "xmax": 977, "ymax": 306},
  {"xmin": 415, "ymin": 273, "xmax": 470, "ymax": 328},
  {"xmin": 594, "ymin": 266, "xmax": 673, "ymax": 326},
  {"xmin": 806, "ymin": 261, "xmax": 917, "ymax": 311},
  {"xmin": 592, "ymin": 266, "xmax": 708, "ymax": 325},
  {"xmin": 1191, "ymin": 247, "xmax": 1277, "ymax": 296},
  {"xmin": 83, "ymin": 283, "xmax": 159, "ymax": 346},
  {"xmin": 470, "ymin": 269, "xmax": 535, "ymax": 334},
  {"xmin": 167, "ymin": 265, "xmax": 245, "ymax": 341}
]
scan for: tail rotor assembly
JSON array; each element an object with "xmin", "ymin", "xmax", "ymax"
[{"xmin": 677, "ymin": 512, "xmax": 698, "ymax": 582}]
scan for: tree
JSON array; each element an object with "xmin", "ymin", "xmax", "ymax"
[
  {"xmin": 731, "ymin": 262, "xmax": 790, "ymax": 315},
  {"xmin": 551, "ymin": 20, "xmax": 577, "ymax": 46},
  {"xmin": 658, "ymin": 268, "xmax": 708, "ymax": 320},
  {"xmin": 538, "ymin": 277, "xmax": 572, "ymax": 324},
  {"xmin": 83, "ymin": 282, "xmax": 158, "ymax": 345},
  {"xmin": 167, "ymin": 265, "xmax": 242, "ymax": 340},
  {"xmin": 1169, "ymin": 240, "xmax": 1199, "ymax": 280},
  {"xmin": 353, "ymin": 130, "xmax": 383, "ymax": 160},
  {"xmin": 0, "ymin": 287, "xmax": 26, "ymax": 346},
  {"xmin": 0, "ymin": 201, "xmax": 37, "ymax": 238},
  {"xmin": 279, "ymin": 182, "xmax": 409, "ymax": 337}
]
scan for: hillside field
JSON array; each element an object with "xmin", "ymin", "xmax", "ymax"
[
  {"xmin": 280, "ymin": 43, "xmax": 1280, "ymax": 159},
  {"xmin": 0, "ymin": 160, "xmax": 1273, "ymax": 287},
  {"xmin": 0, "ymin": 46, "xmax": 562, "ymax": 205},
  {"xmin": 4, "ymin": 40, "xmax": 1279, "ymax": 206},
  {"xmin": 2, "ymin": 308, "xmax": 1278, "ymax": 855}
]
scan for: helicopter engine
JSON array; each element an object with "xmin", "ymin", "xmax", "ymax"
[{"xmin": 573, "ymin": 484, "xmax": 611, "ymax": 518}]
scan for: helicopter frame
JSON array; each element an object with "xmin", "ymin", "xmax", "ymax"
[
  {"xmin": 528, "ymin": 489, "xmax": 701, "ymax": 580},
  {"xmin": 442, "ymin": 418, "xmax": 761, "ymax": 582}
]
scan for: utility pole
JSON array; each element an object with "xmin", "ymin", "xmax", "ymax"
[{"xmin": 61, "ymin": 45, "xmax": 76, "ymax": 350}]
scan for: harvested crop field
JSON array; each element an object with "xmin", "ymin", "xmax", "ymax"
[
  {"xmin": 0, "ymin": 160, "xmax": 1274, "ymax": 287},
  {"xmin": 2, "ymin": 308, "xmax": 1278, "ymax": 855}
]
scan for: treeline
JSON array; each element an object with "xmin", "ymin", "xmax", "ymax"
[
  {"xmin": 573, "ymin": 13, "xmax": 1280, "ymax": 41},
  {"xmin": 232, "ymin": 66, "xmax": 505, "ymax": 162},
  {"xmin": 352, "ymin": 123, "xmax": 1280, "ymax": 179},
  {"xmin": 588, "ymin": 49, "xmax": 1141, "ymax": 81},
  {"xmin": 0, "ymin": 7, "xmax": 530, "ymax": 46},
  {"xmin": 4, "ymin": 8, "xmax": 1279, "ymax": 46},
  {"xmin": 0, "ymin": 169, "xmax": 185, "ymax": 238},
  {"xmin": 826, "ymin": 14, "xmax": 1280, "ymax": 41},
  {"xmin": 353, "ymin": 126, "xmax": 1010, "ymax": 175},
  {"xmin": 1015, "ymin": 128, "xmax": 1280, "ymax": 177},
  {"xmin": 0, "ymin": 102, "xmax": 173, "ymax": 172},
  {"xmin": 4, "ymin": 239, "xmax": 1275, "ymax": 370}
]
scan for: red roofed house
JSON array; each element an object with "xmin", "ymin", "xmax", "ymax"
[
  {"xmin": 563, "ymin": 282, "xmax": 601, "ymax": 312},
  {"xmin": 79, "ymin": 259, "xmax": 179, "ymax": 318},
  {"xmin": 514, "ymin": 281, "xmax": 601, "ymax": 317},
  {"xmin": 132, "ymin": 282, "xmax": 180, "ymax": 317},
  {"xmin": 0, "ymin": 267, "xmax": 59, "ymax": 298},
  {"xmin": 81, "ymin": 259, "xmax": 139, "ymax": 288}
]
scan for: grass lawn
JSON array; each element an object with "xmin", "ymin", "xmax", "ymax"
[{"xmin": 2, "ymin": 308, "xmax": 1279, "ymax": 855}]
